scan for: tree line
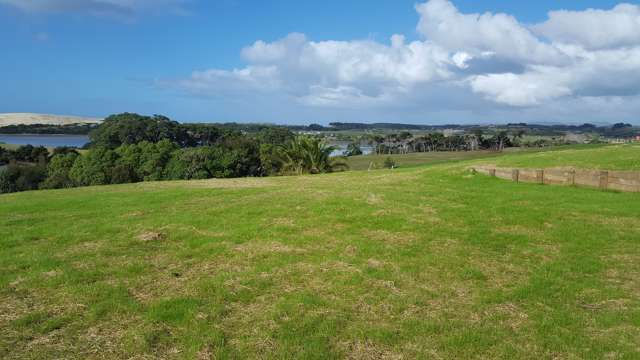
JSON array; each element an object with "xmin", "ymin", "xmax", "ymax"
[
  {"xmin": 0, "ymin": 113, "xmax": 346, "ymax": 194},
  {"xmin": 0, "ymin": 123, "xmax": 98, "ymax": 135},
  {"xmin": 358, "ymin": 130, "xmax": 514, "ymax": 155}
]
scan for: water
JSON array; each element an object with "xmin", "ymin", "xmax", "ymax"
[
  {"xmin": 0, "ymin": 135, "xmax": 373, "ymax": 155},
  {"xmin": 0, "ymin": 134, "xmax": 89, "ymax": 148},
  {"xmin": 329, "ymin": 142, "xmax": 374, "ymax": 157}
]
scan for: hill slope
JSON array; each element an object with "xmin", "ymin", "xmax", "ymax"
[
  {"xmin": 481, "ymin": 143, "xmax": 640, "ymax": 170},
  {"xmin": 0, "ymin": 113, "xmax": 102, "ymax": 126},
  {"xmin": 1, "ymin": 151, "xmax": 639, "ymax": 358}
]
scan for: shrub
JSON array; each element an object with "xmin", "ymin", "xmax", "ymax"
[
  {"xmin": 40, "ymin": 153, "xmax": 80, "ymax": 189},
  {"xmin": 0, "ymin": 165, "xmax": 47, "ymax": 194},
  {"xmin": 383, "ymin": 157, "xmax": 396, "ymax": 169}
]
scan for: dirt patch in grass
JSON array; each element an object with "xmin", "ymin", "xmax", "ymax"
[
  {"xmin": 233, "ymin": 241, "xmax": 308, "ymax": 258},
  {"xmin": 137, "ymin": 231, "xmax": 166, "ymax": 242},
  {"xmin": 338, "ymin": 340, "xmax": 403, "ymax": 360},
  {"xmin": 485, "ymin": 302, "xmax": 530, "ymax": 330},
  {"xmin": 266, "ymin": 217, "xmax": 296, "ymax": 227},
  {"xmin": 121, "ymin": 211, "xmax": 145, "ymax": 218},
  {"xmin": 366, "ymin": 193, "xmax": 384, "ymax": 205},
  {"xmin": 136, "ymin": 177, "xmax": 279, "ymax": 190}
]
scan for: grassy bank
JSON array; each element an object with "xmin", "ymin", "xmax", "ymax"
[
  {"xmin": 483, "ymin": 144, "xmax": 640, "ymax": 170},
  {"xmin": 343, "ymin": 145, "xmax": 606, "ymax": 171},
  {"xmin": 345, "ymin": 150, "xmax": 507, "ymax": 171},
  {"xmin": 1, "ymin": 147, "xmax": 639, "ymax": 358}
]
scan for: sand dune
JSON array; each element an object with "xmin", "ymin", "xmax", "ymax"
[{"xmin": 0, "ymin": 113, "xmax": 102, "ymax": 126}]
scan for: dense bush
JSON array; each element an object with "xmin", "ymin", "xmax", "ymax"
[
  {"xmin": 69, "ymin": 147, "xmax": 119, "ymax": 186},
  {"xmin": 89, "ymin": 113, "xmax": 189, "ymax": 149},
  {"xmin": 0, "ymin": 114, "xmax": 340, "ymax": 194},
  {"xmin": 115, "ymin": 140, "xmax": 179, "ymax": 181},
  {"xmin": 40, "ymin": 152, "xmax": 80, "ymax": 189},
  {"xmin": 11, "ymin": 145, "xmax": 50, "ymax": 163},
  {"xmin": 0, "ymin": 165, "xmax": 47, "ymax": 193},
  {"xmin": 256, "ymin": 127, "xmax": 295, "ymax": 175},
  {"xmin": 166, "ymin": 142, "xmax": 261, "ymax": 180}
]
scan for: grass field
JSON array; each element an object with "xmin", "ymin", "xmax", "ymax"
[
  {"xmin": 484, "ymin": 144, "xmax": 640, "ymax": 170},
  {"xmin": 0, "ymin": 143, "xmax": 19, "ymax": 150},
  {"xmin": 1, "ymin": 146, "xmax": 639, "ymax": 358},
  {"xmin": 343, "ymin": 145, "xmax": 612, "ymax": 171},
  {"xmin": 345, "ymin": 150, "xmax": 505, "ymax": 171}
]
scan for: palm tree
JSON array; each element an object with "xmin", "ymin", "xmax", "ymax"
[{"xmin": 278, "ymin": 136, "xmax": 348, "ymax": 175}]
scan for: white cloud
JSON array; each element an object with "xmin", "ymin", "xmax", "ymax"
[
  {"xmin": 469, "ymin": 47, "xmax": 640, "ymax": 106},
  {"xmin": 180, "ymin": 32, "xmax": 454, "ymax": 105},
  {"xmin": 469, "ymin": 68, "xmax": 573, "ymax": 106},
  {"xmin": 533, "ymin": 3, "xmax": 640, "ymax": 50},
  {"xmin": 415, "ymin": 0, "xmax": 567, "ymax": 65},
  {"xmin": 168, "ymin": 1, "xmax": 640, "ymax": 123},
  {"xmin": 0, "ymin": 0, "xmax": 187, "ymax": 17}
]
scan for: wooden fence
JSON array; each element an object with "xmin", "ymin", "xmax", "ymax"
[{"xmin": 472, "ymin": 165, "xmax": 640, "ymax": 193}]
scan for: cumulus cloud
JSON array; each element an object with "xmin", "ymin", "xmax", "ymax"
[
  {"xmin": 415, "ymin": 0, "xmax": 567, "ymax": 65},
  {"xmin": 169, "ymin": 1, "xmax": 640, "ymax": 122},
  {"xmin": 533, "ymin": 3, "xmax": 640, "ymax": 50},
  {"xmin": 0, "ymin": 0, "xmax": 187, "ymax": 17},
  {"xmin": 180, "ymin": 32, "xmax": 454, "ymax": 105}
]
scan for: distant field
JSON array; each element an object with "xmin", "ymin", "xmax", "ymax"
[
  {"xmin": 1, "ymin": 146, "xmax": 639, "ymax": 359},
  {"xmin": 346, "ymin": 150, "xmax": 506, "ymax": 170},
  {"xmin": 344, "ymin": 145, "xmax": 589, "ymax": 171},
  {"xmin": 483, "ymin": 144, "xmax": 640, "ymax": 170},
  {"xmin": 0, "ymin": 143, "xmax": 19, "ymax": 150}
]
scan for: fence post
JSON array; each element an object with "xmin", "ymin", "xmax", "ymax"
[
  {"xmin": 489, "ymin": 169, "xmax": 496, "ymax": 177},
  {"xmin": 512, "ymin": 169, "xmax": 519, "ymax": 183},
  {"xmin": 567, "ymin": 170, "xmax": 576, "ymax": 186},
  {"xmin": 536, "ymin": 169, "xmax": 544, "ymax": 184},
  {"xmin": 599, "ymin": 171, "xmax": 609, "ymax": 190}
]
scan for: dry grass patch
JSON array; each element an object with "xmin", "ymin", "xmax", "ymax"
[
  {"xmin": 493, "ymin": 225, "xmax": 546, "ymax": 238},
  {"xmin": 338, "ymin": 340, "xmax": 403, "ymax": 360},
  {"xmin": 362, "ymin": 230, "xmax": 418, "ymax": 246},
  {"xmin": 366, "ymin": 193, "xmax": 384, "ymax": 205},
  {"xmin": 602, "ymin": 254, "xmax": 640, "ymax": 298},
  {"xmin": 233, "ymin": 241, "xmax": 308, "ymax": 258},
  {"xmin": 137, "ymin": 231, "xmax": 166, "ymax": 242},
  {"xmin": 266, "ymin": 217, "xmax": 296, "ymax": 227}
]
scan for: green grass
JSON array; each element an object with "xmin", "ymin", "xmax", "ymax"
[
  {"xmin": 346, "ymin": 150, "xmax": 510, "ymax": 171},
  {"xmin": 344, "ymin": 145, "xmax": 596, "ymax": 171},
  {"xmin": 1, "ymin": 147, "xmax": 639, "ymax": 358},
  {"xmin": 482, "ymin": 144, "xmax": 640, "ymax": 170},
  {"xmin": 0, "ymin": 143, "xmax": 20, "ymax": 150}
]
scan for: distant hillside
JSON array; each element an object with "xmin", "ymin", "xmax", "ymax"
[{"xmin": 0, "ymin": 113, "xmax": 102, "ymax": 126}]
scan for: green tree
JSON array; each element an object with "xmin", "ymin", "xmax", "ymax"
[
  {"xmin": 40, "ymin": 152, "xmax": 80, "ymax": 189},
  {"xmin": 89, "ymin": 113, "xmax": 188, "ymax": 149},
  {"xmin": 116, "ymin": 140, "xmax": 179, "ymax": 181},
  {"xmin": 345, "ymin": 142, "xmax": 363, "ymax": 157},
  {"xmin": 166, "ymin": 142, "xmax": 261, "ymax": 180},
  {"xmin": 0, "ymin": 165, "xmax": 47, "ymax": 194},
  {"xmin": 278, "ymin": 136, "xmax": 348, "ymax": 175},
  {"xmin": 69, "ymin": 147, "xmax": 119, "ymax": 186}
]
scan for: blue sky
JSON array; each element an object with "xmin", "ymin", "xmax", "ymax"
[{"xmin": 1, "ymin": 0, "xmax": 638, "ymax": 124}]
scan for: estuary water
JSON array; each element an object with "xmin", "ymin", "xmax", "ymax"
[{"xmin": 0, "ymin": 134, "xmax": 89, "ymax": 148}]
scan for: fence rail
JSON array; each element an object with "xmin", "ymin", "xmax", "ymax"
[{"xmin": 472, "ymin": 165, "xmax": 640, "ymax": 193}]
